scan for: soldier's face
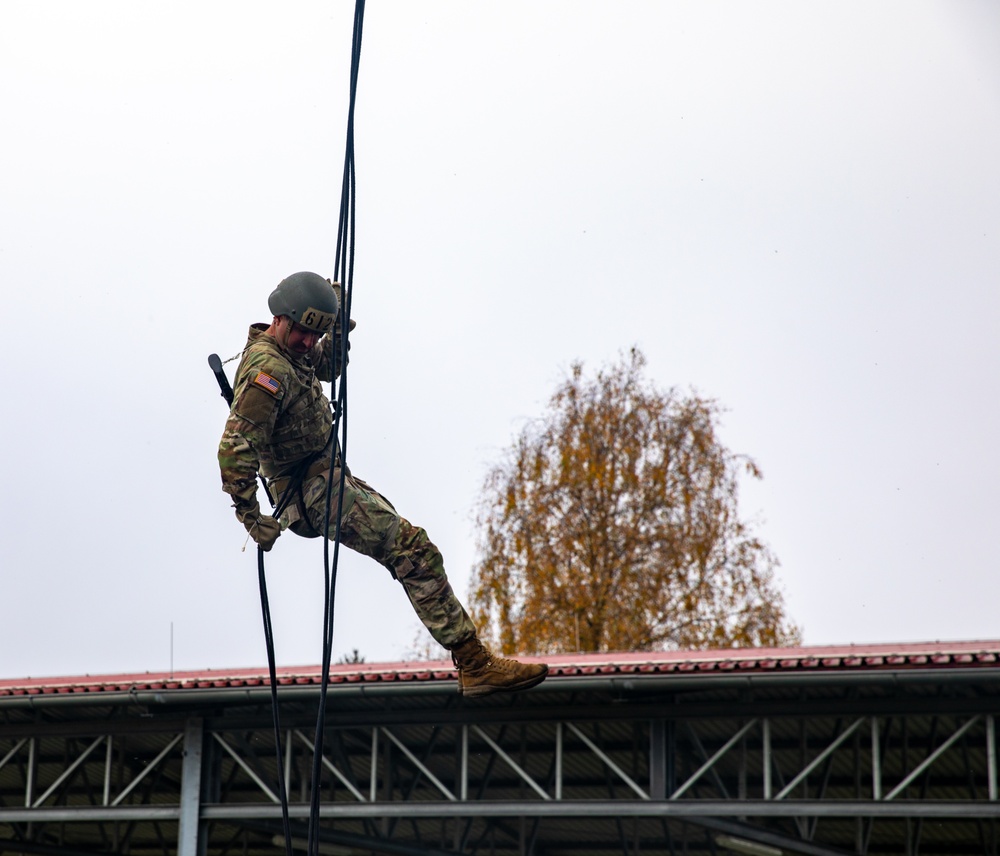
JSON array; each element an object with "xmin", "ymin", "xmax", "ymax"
[{"xmin": 276, "ymin": 317, "xmax": 321, "ymax": 355}]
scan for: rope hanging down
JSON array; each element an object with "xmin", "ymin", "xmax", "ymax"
[
  {"xmin": 253, "ymin": 5, "xmax": 367, "ymax": 856},
  {"xmin": 310, "ymin": 2, "xmax": 365, "ymax": 854}
]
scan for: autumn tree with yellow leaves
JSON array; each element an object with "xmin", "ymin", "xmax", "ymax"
[{"xmin": 470, "ymin": 348, "xmax": 800, "ymax": 655}]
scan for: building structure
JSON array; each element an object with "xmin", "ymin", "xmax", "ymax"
[{"xmin": 0, "ymin": 640, "xmax": 998, "ymax": 856}]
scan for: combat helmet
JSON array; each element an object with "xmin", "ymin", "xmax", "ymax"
[{"xmin": 268, "ymin": 271, "xmax": 339, "ymax": 333}]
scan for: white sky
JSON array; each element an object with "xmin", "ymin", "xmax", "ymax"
[{"xmin": 2, "ymin": 1, "xmax": 998, "ymax": 678}]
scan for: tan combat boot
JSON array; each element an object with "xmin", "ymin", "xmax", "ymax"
[{"xmin": 450, "ymin": 637, "xmax": 548, "ymax": 698}]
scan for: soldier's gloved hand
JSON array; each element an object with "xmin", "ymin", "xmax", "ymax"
[
  {"xmin": 326, "ymin": 277, "xmax": 358, "ymax": 333},
  {"xmin": 235, "ymin": 502, "xmax": 282, "ymax": 552},
  {"xmin": 247, "ymin": 514, "xmax": 281, "ymax": 551}
]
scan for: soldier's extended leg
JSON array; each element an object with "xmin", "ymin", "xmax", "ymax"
[{"xmin": 292, "ymin": 471, "xmax": 548, "ymax": 697}]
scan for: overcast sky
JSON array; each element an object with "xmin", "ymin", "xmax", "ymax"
[{"xmin": 2, "ymin": 1, "xmax": 998, "ymax": 679}]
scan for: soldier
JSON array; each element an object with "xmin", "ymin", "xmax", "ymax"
[{"xmin": 218, "ymin": 272, "xmax": 548, "ymax": 698}]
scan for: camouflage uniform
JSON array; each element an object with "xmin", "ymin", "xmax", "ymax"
[{"xmin": 218, "ymin": 324, "xmax": 476, "ymax": 649}]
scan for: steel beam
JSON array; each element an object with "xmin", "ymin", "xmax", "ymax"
[
  {"xmin": 471, "ymin": 725, "xmax": 550, "ymax": 801},
  {"xmin": 6, "ymin": 799, "xmax": 1000, "ymax": 825},
  {"xmin": 379, "ymin": 727, "xmax": 456, "ymax": 802},
  {"xmin": 671, "ymin": 719, "xmax": 757, "ymax": 801},
  {"xmin": 692, "ymin": 817, "xmax": 856, "ymax": 856},
  {"xmin": 883, "ymin": 715, "xmax": 981, "ymax": 801},
  {"xmin": 206, "ymin": 799, "xmax": 1000, "ymax": 820},
  {"xmin": 565, "ymin": 722, "xmax": 649, "ymax": 800},
  {"xmin": 774, "ymin": 717, "xmax": 866, "ymax": 801},
  {"xmin": 212, "ymin": 733, "xmax": 279, "ymax": 803},
  {"xmin": 293, "ymin": 728, "xmax": 367, "ymax": 802},
  {"xmin": 111, "ymin": 732, "xmax": 184, "ymax": 807}
]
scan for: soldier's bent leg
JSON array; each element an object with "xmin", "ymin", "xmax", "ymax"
[
  {"xmin": 374, "ymin": 518, "xmax": 478, "ymax": 649},
  {"xmin": 296, "ymin": 471, "xmax": 475, "ymax": 649},
  {"xmin": 297, "ymin": 470, "xmax": 547, "ymax": 697}
]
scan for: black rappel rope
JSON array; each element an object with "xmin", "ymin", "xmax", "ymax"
[
  {"xmin": 259, "ymin": 457, "xmax": 315, "ymax": 855},
  {"xmin": 255, "ymin": 5, "xmax": 367, "ymax": 856},
  {"xmin": 256, "ymin": 547, "xmax": 293, "ymax": 854},
  {"xmin": 206, "ymin": 357, "xmax": 295, "ymax": 852},
  {"xmin": 307, "ymin": 3, "xmax": 365, "ymax": 855}
]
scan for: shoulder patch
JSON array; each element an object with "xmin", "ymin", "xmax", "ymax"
[
  {"xmin": 252, "ymin": 371, "xmax": 281, "ymax": 396},
  {"xmin": 233, "ymin": 385, "xmax": 280, "ymax": 426}
]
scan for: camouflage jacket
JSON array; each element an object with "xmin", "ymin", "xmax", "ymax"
[{"xmin": 218, "ymin": 324, "xmax": 342, "ymax": 510}]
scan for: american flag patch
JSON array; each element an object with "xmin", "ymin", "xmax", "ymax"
[{"xmin": 252, "ymin": 371, "xmax": 281, "ymax": 395}]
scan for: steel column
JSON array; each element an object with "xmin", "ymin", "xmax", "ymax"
[
  {"xmin": 177, "ymin": 718, "xmax": 204, "ymax": 856},
  {"xmin": 872, "ymin": 717, "xmax": 882, "ymax": 801},
  {"xmin": 650, "ymin": 718, "xmax": 666, "ymax": 800},
  {"xmin": 763, "ymin": 718, "xmax": 772, "ymax": 800},
  {"xmin": 989, "ymin": 714, "xmax": 998, "ymax": 801}
]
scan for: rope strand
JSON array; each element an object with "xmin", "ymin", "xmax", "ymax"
[
  {"xmin": 311, "ymin": 4, "xmax": 364, "ymax": 856},
  {"xmin": 252, "ymin": 5, "xmax": 366, "ymax": 856}
]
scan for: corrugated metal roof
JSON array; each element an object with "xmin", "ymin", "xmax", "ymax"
[{"xmin": 2, "ymin": 639, "xmax": 998, "ymax": 697}]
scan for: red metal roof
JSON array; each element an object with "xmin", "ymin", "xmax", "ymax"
[{"xmin": 2, "ymin": 640, "xmax": 998, "ymax": 697}]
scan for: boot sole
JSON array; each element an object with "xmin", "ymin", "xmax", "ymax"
[{"xmin": 460, "ymin": 667, "xmax": 549, "ymax": 699}]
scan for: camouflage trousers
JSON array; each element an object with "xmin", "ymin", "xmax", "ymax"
[{"xmin": 280, "ymin": 468, "xmax": 476, "ymax": 650}]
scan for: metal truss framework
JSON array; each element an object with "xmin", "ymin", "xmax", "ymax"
[{"xmin": 0, "ymin": 671, "xmax": 999, "ymax": 856}]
